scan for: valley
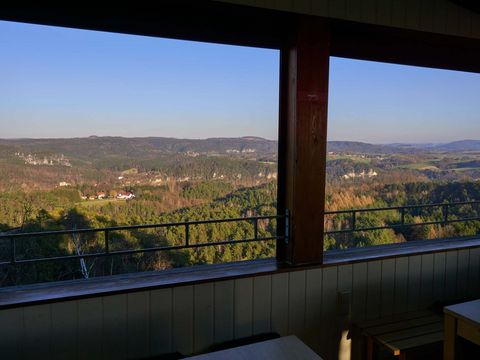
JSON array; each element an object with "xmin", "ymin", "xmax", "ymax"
[{"xmin": 1, "ymin": 136, "xmax": 480, "ymax": 286}]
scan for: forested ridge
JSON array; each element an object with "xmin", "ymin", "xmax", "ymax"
[
  {"xmin": 2, "ymin": 136, "xmax": 480, "ymax": 286},
  {"xmin": 2, "ymin": 179, "xmax": 480, "ymax": 286}
]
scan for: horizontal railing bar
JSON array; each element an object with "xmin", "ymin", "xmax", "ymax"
[
  {"xmin": 2, "ymin": 201, "xmax": 479, "ymax": 268},
  {"xmin": 0, "ymin": 215, "xmax": 283, "ymax": 240},
  {"xmin": 324, "ymin": 200, "xmax": 480, "ymax": 215},
  {"xmin": 325, "ymin": 217, "xmax": 480, "ymax": 235},
  {"xmin": 2, "ymin": 236, "xmax": 281, "ymax": 266}
]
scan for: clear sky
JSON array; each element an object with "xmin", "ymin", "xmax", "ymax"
[
  {"xmin": 0, "ymin": 21, "xmax": 279, "ymax": 140},
  {"xmin": 329, "ymin": 57, "xmax": 480, "ymax": 144},
  {"xmin": 1, "ymin": 20, "xmax": 479, "ymax": 143}
]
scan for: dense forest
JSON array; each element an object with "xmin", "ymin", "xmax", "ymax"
[{"xmin": 1, "ymin": 137, "xmax": 480, "ymax": 286}]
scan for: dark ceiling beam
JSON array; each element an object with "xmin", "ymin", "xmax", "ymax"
[
  {"xmin": 0, "ymin": 1, "xmax": 289, "ymax": 49},
  {"xmin": 1, "ymin": 3, "xmax": 479, "ymax": 74},
  {"xmin": 451, "ymin": 0, "xmax": 480, "ymax": 14},
  {"xmin": 331, "ymin": 21, "xmax": 480, "ymax": 74}
]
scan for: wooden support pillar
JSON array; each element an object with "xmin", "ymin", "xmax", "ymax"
[{"xmin": 277, "ymin": 17, "xmax": 330, "ymax": 265}]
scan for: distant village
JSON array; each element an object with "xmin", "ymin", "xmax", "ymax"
[
  {"xmin": 80, "ymin": 190, "xmax": 135, "ymax": 201},
  {"xmin": 57, "ymin": 181, "xmax": 136, "ymax": 201},
  {"xmin": 16, "ymin": 152, "xmax": 72, "ymax": 167},
  {"xmin": 342, "ymin": 169, "xmax": 378, "ymax": 180}
]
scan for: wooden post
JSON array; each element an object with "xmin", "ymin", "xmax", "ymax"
[
  {"xmin": 277, "ymin": 17, "xmax": 330, "ymax": 265},
  {"xmin": 443, "ymin": 314, "xmax": 456, "ymax": 360}
]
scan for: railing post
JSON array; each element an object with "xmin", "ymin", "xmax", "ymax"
[
  {"xmin": 104, "ymin": 230, "xmax": 110, "ymax": 276},
  {"xmin": 104, "ymin": 230, "xmax": 109, "ymax": 254},
  {"xmin": 351, "ymin": 211, "xmax": 356, "ymax": 232},
  {"xmin": 254, "ymin": 218, "xmax": 258, "ymax": 241},
  {"xmin": 400, "ymin": 208, "xmax": 405, "ymax": 225},
  {"xmin": 10, "ymin": 237, "xmax": 17, "ymax": 285},
  {"xmin": 443, "ymin": 204, "xmax": 449, "ymax": 225},
  {"xmin": 185, "ymin": 223, "xmax": 190, "ymax": 247},
  {"xmin": 10, "ymin": 237, "xmax": 16, "ymax": 265}
]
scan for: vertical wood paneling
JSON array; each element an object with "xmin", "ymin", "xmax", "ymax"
[
  {"xmin": 419, "ymin": 0, "xmax": 435, "ymax": 32},
  {"xmin": 337, "ymin": 264, "xmax": 353, "ymax": 312},
  {"xmin": 337, "ymin": 265, "xmax": 353, "ymax": 360},
  {"xmin": 288, "ymin": 271, "xmax": 306, "ymax": 336},
  {"xmin": 311, "ymin": 0, "xmax": 329, "ymax": 16},
  {"xmin": 127, "ymin": 292, "xmax": 150, "ymax": 359},
  {"xmin": 328, "ymin": 0, "xmax": 347, "ymax": 19},
  {"xmin": 445, "ymin": 251, "xmax": 458, "ymax": 301},
  {"xmin": 214, "ymin": 281, "xmax": 234, "ymax": 344},
  {"xmin": 252, "ymin": 275, "xmax": 272, "ymax": 335},
  {"xmin": 320, "ymin": 266, "xmax": 338, "ymax": 360},
  {"xmin": 321, "ymin": 267, "xmax": 338, "ymax": 320},
  {"xmin": 0, "ymin": 308, "xmax": 23, "ymax": 359},
  {"xmin": 458, "ymin": 7, "xmax": 473, "ymax": 38},
  {"xmin": 366, "ymin": 261, "xmax": 382, "ymax": 319},
  {"xmin": 432, "ymin": 0, "xmax": 448, "ymax": 34},
  {"xmin": 51, "ymin": 301, "xmax": 78, "ymax": 360},
  {"xmin": 217, "ymin": 0, "xmax": 480, "ymax": 40},
  {"xmin": 445, "ymin": 1, "xmax": 460, "ymax": 35},
  {"xmin": 305, "ymin": 268, "xmax": 323, "ymax": 353},
  {"xmin": 173, "ymin": 286, "xmax": 194, "ymax": 355},
  {"xmin": 78, "ymin": 298, "xmax": 103, "ymax": 360},
  {"xmin": 361, "ymin": 0, "xmax": 377, "ymax": 24},
  {"xmin": 23, "ymin": 304, "xmax": 51, "ymax": 359},
  {"xmin": 468, "ymin": 248, "xmax": 480, "ymax": 297},
  {"xmin": 234, "ymin": 278, "xmax": 253, "ymax": 339},
  {"xmin": 194, "ymin": 283, "xmax": 214, "ymax": 353},
  {"xmin": 407, "ymin": 255, "xmax": 422, "ymax": 311},
  {"xmin": 420, "ymin": 254, "xmax": 434, "ymax": 308},
  {"xmin": 258, "ymin": 0, "xmax": 276, "ymax": 9},
  {"xmin": 271, "ymin": 272, "xmax": 289, "ymax": 336},
  {"xmin": 457, "ymin": 249, "xmax": 470, "ymax": 299},
  {"xmin": 150, "ymin": 288, "xmax": 173, "ymax": 356},
  {"xmin": 472, "ymin": 13, "xmax": 480, "ymax": 38},
  {"xmin": 273, "ymin": 0, "xmax": 294, "ymax": 12},
  {"xmin": 376, "ymin": 0, "xmax": 392, "ymax": 26},
  {"xmin": 391, "ymin": 0, "xmax": 407, "ymax": 28},
  {"xmin": 394, "ymin": 257, "xmax": 409, "ymax": 314},
  {"xmin": 405, "ymin": 0, "xmax": 421, "ymax": 29},
  {"xmin": 292, "ymin": 0, "xmax": 311, "ymax": 14},
  {"xmin": 380, "ymin": 259, "xmax": 395, "ymax": 317},
  {"xmin": 5, "ymin": 245, "xmax": 480, "ymax": 360},
  {"xmin": 433, "ymin": 252, "xmax": 446, "ymax": 300},
  {"xmin": 352, "ymin": 262, "xmax": 368, "ymax": 322},
  {"xmin": 103, "ymin": 295, "xmax": 127, "ymax": 360},
  {"xmin": 345, "ymin": 0, "xmax": 362, "ymax": 21}
]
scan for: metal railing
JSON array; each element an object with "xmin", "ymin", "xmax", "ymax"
[
  {"xmin": 0, "ymin": 214, "xmax": 286, "ymax": 267},
  {"xmin": 1, "ymin": 200, "xmax": 479, "ymax": 267},
  {"xmin": 324, "ymin": 200, "xmax": 480, "ymax": 235}
]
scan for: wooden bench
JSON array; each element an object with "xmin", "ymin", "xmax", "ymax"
[{"xmin": 354, "ymin": 310, "xmax": 443, "ymax": 360}]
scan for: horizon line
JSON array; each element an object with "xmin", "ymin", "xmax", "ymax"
[{"xmin": 0, "ymin": 136, "xmax": 479, "ymax": 145}]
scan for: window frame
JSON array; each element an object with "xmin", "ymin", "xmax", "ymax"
[{"xmin": 1, "ymin": 4, "xmax": 480, "ymax": 273}]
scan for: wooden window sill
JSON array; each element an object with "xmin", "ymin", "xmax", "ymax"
[{"xmin": 0, "ymin": 236, "xmax": 479, "ymax": 310}]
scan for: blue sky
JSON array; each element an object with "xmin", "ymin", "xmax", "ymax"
[
  {"xmin": 0, "ymin": 21, "xmax": 279, "ymax": 140},
  {"xmin": 329, "ymin": 57, "xmax": 480, "ymax": 143},
  {"xmin": 1, "ymin": 20, "xmax": 479, "ymax": 143}
]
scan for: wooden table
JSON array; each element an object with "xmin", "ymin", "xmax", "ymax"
[
  {"xmin": 444, "ymin": 299, "xmax": 480, "ymax": 359},
  {"xmin": 355, "ymin": 310, "xmax": 443, "ymax": 360},
  {"xmin": 187, "ymin": 335, "xmax": 323, "ymax": 360}
]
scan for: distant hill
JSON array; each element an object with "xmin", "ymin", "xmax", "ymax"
[
  {"xmin": 327, "ymin": 141, "xmax": 417, "ymax": 154},
  {"xmin": 1, "ymin": 137, "xmax": 479, "ymax": 162},
  {"xmin": 432, "ymin": 140, "xmax": 480, "ymax": 152},
  {"xmin": 328, "ymin": 140, "xmax": 480, "ymax": 154},
  {"xmin": 0, "ymin": 136, "xmax": 278, "ymax": 161}
]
